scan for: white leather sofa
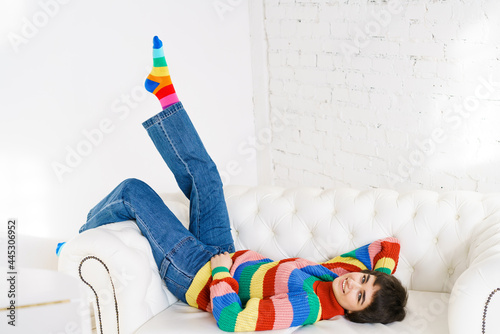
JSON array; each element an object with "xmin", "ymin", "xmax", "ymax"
[{"xmin": 58, "ymin": 186, "xmax": 500, "ymax": 334}]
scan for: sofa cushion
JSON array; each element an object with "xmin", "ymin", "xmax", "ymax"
[{"xmin": 134, "ymin": 290, "xmax": 448, "ymax": 334}]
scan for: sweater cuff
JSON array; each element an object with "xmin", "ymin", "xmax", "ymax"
[{"xmin": 212, "ymin": 266, "xmax": 230, "ymax": 279}]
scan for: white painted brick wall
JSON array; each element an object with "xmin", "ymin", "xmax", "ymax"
[{"xmin": 260, "ymin": 0, "xmax": 500, "ymax": 193}]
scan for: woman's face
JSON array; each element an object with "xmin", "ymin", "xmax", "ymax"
[{"xmin": 332, "ymin": 272, "xmax": 379, "ymax": 312}]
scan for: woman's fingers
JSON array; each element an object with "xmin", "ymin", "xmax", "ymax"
[{"xmin": 211, "ymin": 252, "xmax": 233, "ymax": 270}]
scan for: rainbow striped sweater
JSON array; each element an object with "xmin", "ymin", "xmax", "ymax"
[{"xmin": 185, "ymin": 237, "xmax": 400, "ymax": 332}]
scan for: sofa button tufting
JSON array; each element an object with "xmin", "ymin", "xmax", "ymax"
[{"xmin": 63, "ymin": 185, "xmax": 500, "ymax": 334}]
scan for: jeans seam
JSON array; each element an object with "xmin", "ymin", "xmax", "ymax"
[
  {"xmin": 165, "ymin": 236, "xmax": 212, "ymax": 281},
  {"xmin": 158, "ymin": 121, "xmax": 202, "ymax": 240},
  {"xmin": 164, "ymin": 275, "xmax": 189, "ymax": 302},
  {"xmin": 167, "ymin": 235, "xmax": 193, "ymax": 257},
  {"xmin": 84, "ymin": 199, "xmax": 126, "ymax": 229},
  {"xmin": 165, "ymin": 275, "xmax": 186, "ymax": 290},
  {"xmin": 170, "ymin": 236, "xmax": 216, "ymax": 261},
  {"xmin": 125, "ymin": 201, "xmax": 167, "ymax": 258},
  {"xmin": 142, "ymin": 102, "xmax": 183, "ymax": 130}
]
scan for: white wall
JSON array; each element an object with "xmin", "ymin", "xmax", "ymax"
[
  {"xmin": 259, "ymin": 0, "xmax": 500, "ymax": 193},
  {"xmin": 0, "ymin": 0, "xmax": 257, "ymax": 241}
]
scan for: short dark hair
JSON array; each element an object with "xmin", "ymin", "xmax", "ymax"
[{"xmin": 344, "ymin": 270, "xmax": 407, "ymax": 324}]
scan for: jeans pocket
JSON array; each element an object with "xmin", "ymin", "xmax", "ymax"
[
  {"xmin": 165, "ymin": 237, "xmax": 215, "ymax": 278},
  {"xmin": 217, "ymin": 243, "xmax": 235, "ymax": 253}
]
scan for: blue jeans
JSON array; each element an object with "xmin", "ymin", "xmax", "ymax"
[{"xmin": 79, "ymin": 102, "xmax": 235, "ymax": 303}]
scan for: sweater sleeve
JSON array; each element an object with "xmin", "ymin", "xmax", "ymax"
[
  {"xmin": 320, "ymin": 237, "xmax": 401, "ymax": 275},
  {"xmin": 210, "ymin": 267, "xmax": 320, "ymax": 332}
]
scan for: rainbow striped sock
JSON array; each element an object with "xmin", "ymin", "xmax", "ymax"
[{"xmin": 145, "ymin": 36, "xmax": 179, "ymax": 109}]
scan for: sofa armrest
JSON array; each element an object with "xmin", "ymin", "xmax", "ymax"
[
  {"xmin": 58, "ymin": 221, "xmax": 177, "ymax": 334},
  {"xmin": 448, "ymin": 216, "xmax": 500, "ymax": 334}
]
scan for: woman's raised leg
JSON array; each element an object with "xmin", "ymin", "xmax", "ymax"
[{"xmin": 142, "ymin": 36, "xmax": 234, "ymax": 253}]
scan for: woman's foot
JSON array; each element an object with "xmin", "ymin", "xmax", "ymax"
[{"xmin": 144, "ymin": 36, "xmax": 179, "ymax": 109}]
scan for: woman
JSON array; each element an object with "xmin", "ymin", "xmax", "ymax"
[{"xmin": 79, "ymin": 36, "xmax": 407, "ymax": 332}]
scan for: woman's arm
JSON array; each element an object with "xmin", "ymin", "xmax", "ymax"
[
  {"xmin": 320, "ymin": 237, "xmax": 401, "ymax": 275},
  {"xmin": 210, "ymin": 253, "xmax": 319, "ymax": 332}
]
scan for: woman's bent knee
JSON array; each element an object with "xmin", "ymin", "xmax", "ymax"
[
  {"xmin": 120, "ymin": 178, "xmax": 158, "ymax": 204},
  {"xmin": 121, "ymin": 178, "xmax": 153, "ymax": 193}
]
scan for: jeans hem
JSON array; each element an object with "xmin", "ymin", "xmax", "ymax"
[{"xmin": 142, "ymin": 101, "xmax": 184, "ymax": 130}]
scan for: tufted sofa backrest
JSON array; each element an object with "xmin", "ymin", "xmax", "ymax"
[{"xmin": 220, "ymin": 186, "xmax": 500, "ymax": 294}]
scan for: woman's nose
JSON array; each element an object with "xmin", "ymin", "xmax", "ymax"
[{"xmin": 349, "ymin": 278, "xmax": 360, "ymax": 289}]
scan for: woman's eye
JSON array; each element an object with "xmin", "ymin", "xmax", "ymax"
[
  {"xmin": 362, "ymin": 275, "xmax": 366, "ymax": 283},
  {"xmin": 358, "ymin": 292, "xmax": 362, "ymax": 302}
]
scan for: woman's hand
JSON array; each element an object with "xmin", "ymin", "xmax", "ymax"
[{"xmin": 211, "ymin": 252, "xmax": 233, "ymax": 271}]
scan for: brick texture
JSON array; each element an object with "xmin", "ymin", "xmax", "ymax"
[{"xmin": 261, "ymin": 0, "xmax": 500, "ymax": 192}]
